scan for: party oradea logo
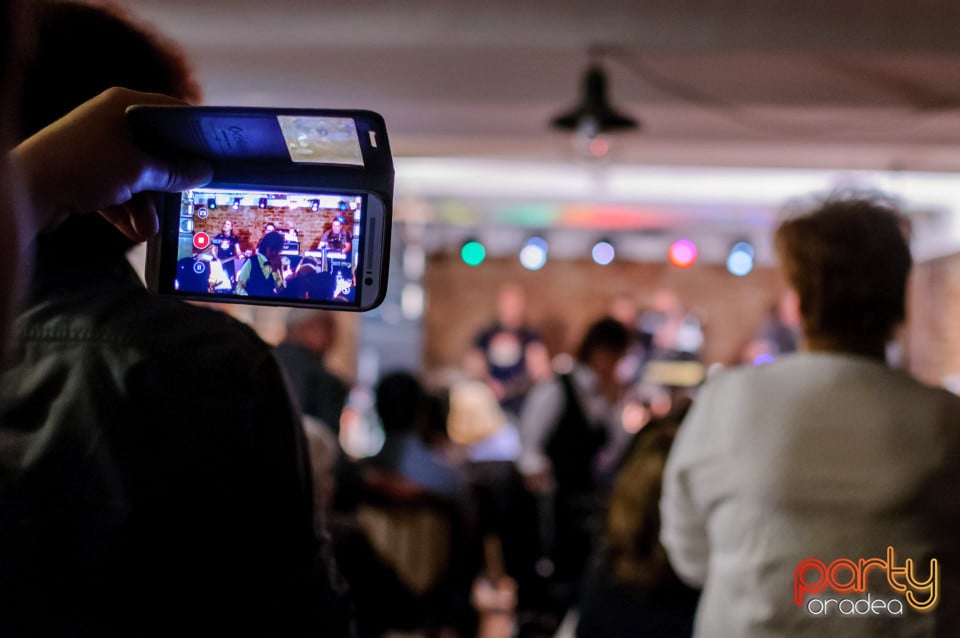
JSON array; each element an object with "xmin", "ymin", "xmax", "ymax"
[{"xmin": 794, "ymin": 547, "xmax": 938, "ymax": 617}]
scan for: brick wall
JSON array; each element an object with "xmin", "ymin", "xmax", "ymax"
[
  {"xmin": 194, "ymin": 204, "xmax": 355, "ymax": 255},
  {"xmin": 422, "ymin": 254, "xmax": 789, "ymax": 370},
  {"xmin": 906, "ymin": 254, "xmax": 960, "ymax": 386}
]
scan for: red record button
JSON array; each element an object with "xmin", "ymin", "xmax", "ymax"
[{"xmin": 193, "ymin": 232, "xmax": 210, "ymax": 250}]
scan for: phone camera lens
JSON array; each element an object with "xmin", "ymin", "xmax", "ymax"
[{"xmin": 364, "ymin": 277, "xmax": 373, "ymax": 286}]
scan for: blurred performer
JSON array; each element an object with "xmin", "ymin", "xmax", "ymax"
[
  {"xmin": 244, "ymin": 221, "xmax": 277, "ymax": 259},
  {"xmin": 466, "ymin": 283, "xmax": 551, "ymax": 418},
  {"xmin": 758, "ymin": 289, "xmax": 801, "ymax": 355},
  {"xmin": 237, "ymin": 230, "xmax": 285, "ymax": 297},
  {"xmin": 638, "ymin": 289, "xmax": 704, "ymax": 362},
  {"xmin": 212, "ymin": 218, "xmax": 241, "ymax": 285}
]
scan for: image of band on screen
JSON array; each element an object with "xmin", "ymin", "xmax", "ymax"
[{"xmin": 175, "ymin": 188, "xmax": 363, "ymax": 304}]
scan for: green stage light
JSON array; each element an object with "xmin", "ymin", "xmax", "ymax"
[{"xmin": 461, "ymin": 240, "xmax": 486, "ymax": 266}]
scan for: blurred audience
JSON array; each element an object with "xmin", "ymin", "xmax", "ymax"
[
  {"xmin": 369, "ymin": 371, "xmax": 468, "ymax": 500},
  {"xmin": 660, "ymin": 194, "xmax": 960, "ymax": 636},
  {"xmin": 274, "ymin": 308, "xmax": 350, "ymax": 433},
  {"xmin": 346, "ymin": 371, "xmax": 475, "ymax": 636},
  {"xmin": 449, "ymin": 380, "xmax": 528, "ymax": 635}
]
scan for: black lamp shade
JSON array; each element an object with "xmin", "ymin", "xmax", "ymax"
[{"xmin": 551, "ymin": 65, "xmax": 639, "ymax": 137}]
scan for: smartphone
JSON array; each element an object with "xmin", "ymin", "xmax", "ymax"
[{"xmin": 126, "ymin": 105, "xmax": 393, "ymax": 311}]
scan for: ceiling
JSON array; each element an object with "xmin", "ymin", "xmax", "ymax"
[{"xmin": 119, "ymin": 0, "xmax": 960, "ymax": 259}]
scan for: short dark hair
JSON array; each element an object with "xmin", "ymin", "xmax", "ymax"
[
  {"xmin": 23, "ymin": 0, "xmax": 200, "ymax": 261},
  {"xmin": 774, "ymin": 193, "xmax": 911, "ymax": 347},
  {"xmin": 20, "ymin": 1, "xmax": 200, "ymax": 138},
  {"xmin": 375, "ymin": 371, "xmax": 424, "ymax": 434},
  {"xmin": 258, "ymin": 231, "xmax": 285, "ymax": 255},
  {"xmin": 577, "ymin": 316, "xmax": 630, "ymax": 363}
]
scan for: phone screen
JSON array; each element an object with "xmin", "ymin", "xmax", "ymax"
[{"xmin": 174, "ymin": 187, "xmax": 366, "ymax": 306}]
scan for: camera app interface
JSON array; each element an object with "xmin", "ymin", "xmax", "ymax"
[{"xmin": 175, "ymin": 188, "xmax": 364, "ymax": 305}]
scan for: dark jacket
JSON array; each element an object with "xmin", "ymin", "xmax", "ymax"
[{"xmin": 0, "ymin": 228, "xmax": 350, "ymax": 636}]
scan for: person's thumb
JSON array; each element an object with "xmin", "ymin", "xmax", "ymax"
[{"xmin": 135, "ymin": 155, "xmax": 213, "ymax": 195}]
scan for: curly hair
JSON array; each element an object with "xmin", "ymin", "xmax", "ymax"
[{"xmin": 774, "ymin": 193, "xmax": 911, "ymax": 348}]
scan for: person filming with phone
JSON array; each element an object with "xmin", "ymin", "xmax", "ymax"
[{"xmin": 0, "ymin": 3, "xmax": 351, "ymax": 636}]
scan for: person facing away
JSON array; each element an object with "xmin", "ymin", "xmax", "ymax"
[
  {"xmin": 274, "ymin": 308, "xmax": 350, "ymax": 433},
  {"xmin": 0, "ymin": 2, "xmax": 348, "ymax": 635},
  {"xmin": 0, "ymin": 7, "xmax": 211, "ymax": 366},
  {"xmin": 576, "ymin": 419, "xmax": 699, "ymax": 638},
  {"xmin": 660, "ymin": 193, "xmax": 960, "ymax": 637}
]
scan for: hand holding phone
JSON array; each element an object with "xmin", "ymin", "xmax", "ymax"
[{"xmin": 126, "ymin": 105, "xmax": 393, "ymax": 311}]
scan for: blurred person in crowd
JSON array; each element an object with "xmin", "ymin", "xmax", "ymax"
[
  {"xmin": 609, "ymin": 291, "xmax": 649, "ymax": 386},
  {"xmin": 449, "ymin": 379, "xmax": 522, "ymax": 466},
  {"xmin": 466, "ymin": 283, "xmax": 551, "ymax": 418},
  {"xmin": 303, "ymin": 409, "xmax": 434, "ymax": 638},
  {"xmin": 519, "ymin": 317, "xmax": 632, "ymax": 495},
  {"xmin": 660, "ymin": 194, "xmax": 960, "ymax": 637},
  {"xmin": 237, "ymin": 229, "xmax": 285, "ymax": 296},
  {"xmin": 353, "ymin": 372, "xmax": 474, "ymax": 635},
  {"xmin": 369, "ymin": 371, "xmax": 468, "ymax": 500},
  {"xmin": 516, "ymin": 316, "xmax": 631, "ymax": 627},
  {"xmin": 274, "ymin": 308, "xmax": 350, "ymax": 433},
  {"xmin": 576, "ymin": 418, "xmax": 699, "ymax": 638},
  {"xmin": 0, "ymin": 3, "xmax": 348, "ymax": 635},
  {"xmin": 449, "ymin": 380, "xmax": 527, "ymax": 619}
]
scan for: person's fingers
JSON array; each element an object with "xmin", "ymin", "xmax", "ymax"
[
  {"xmin": 129, "ymin": 194, "xmax": 160, "ymax": 240},
  {"xmin": 100, "ymin": 193, "xmax": 159, "ymax": 242},
  {"xmin": 133, "ymin": 155, "xmax": 213, "ymax": 195},
  {"xmin": 99, "ymin": 206, "xmax": 138, "ymax": 241}
]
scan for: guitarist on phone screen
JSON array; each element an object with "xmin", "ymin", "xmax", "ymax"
[{"xmin": 213, "ymin": 218, "xmax": 242, "ymax": 285}]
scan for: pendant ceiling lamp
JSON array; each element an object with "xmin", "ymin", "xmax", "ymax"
[{"xmin": 551, "ymin": 63, "xmax": 639, "ymax": 139}]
